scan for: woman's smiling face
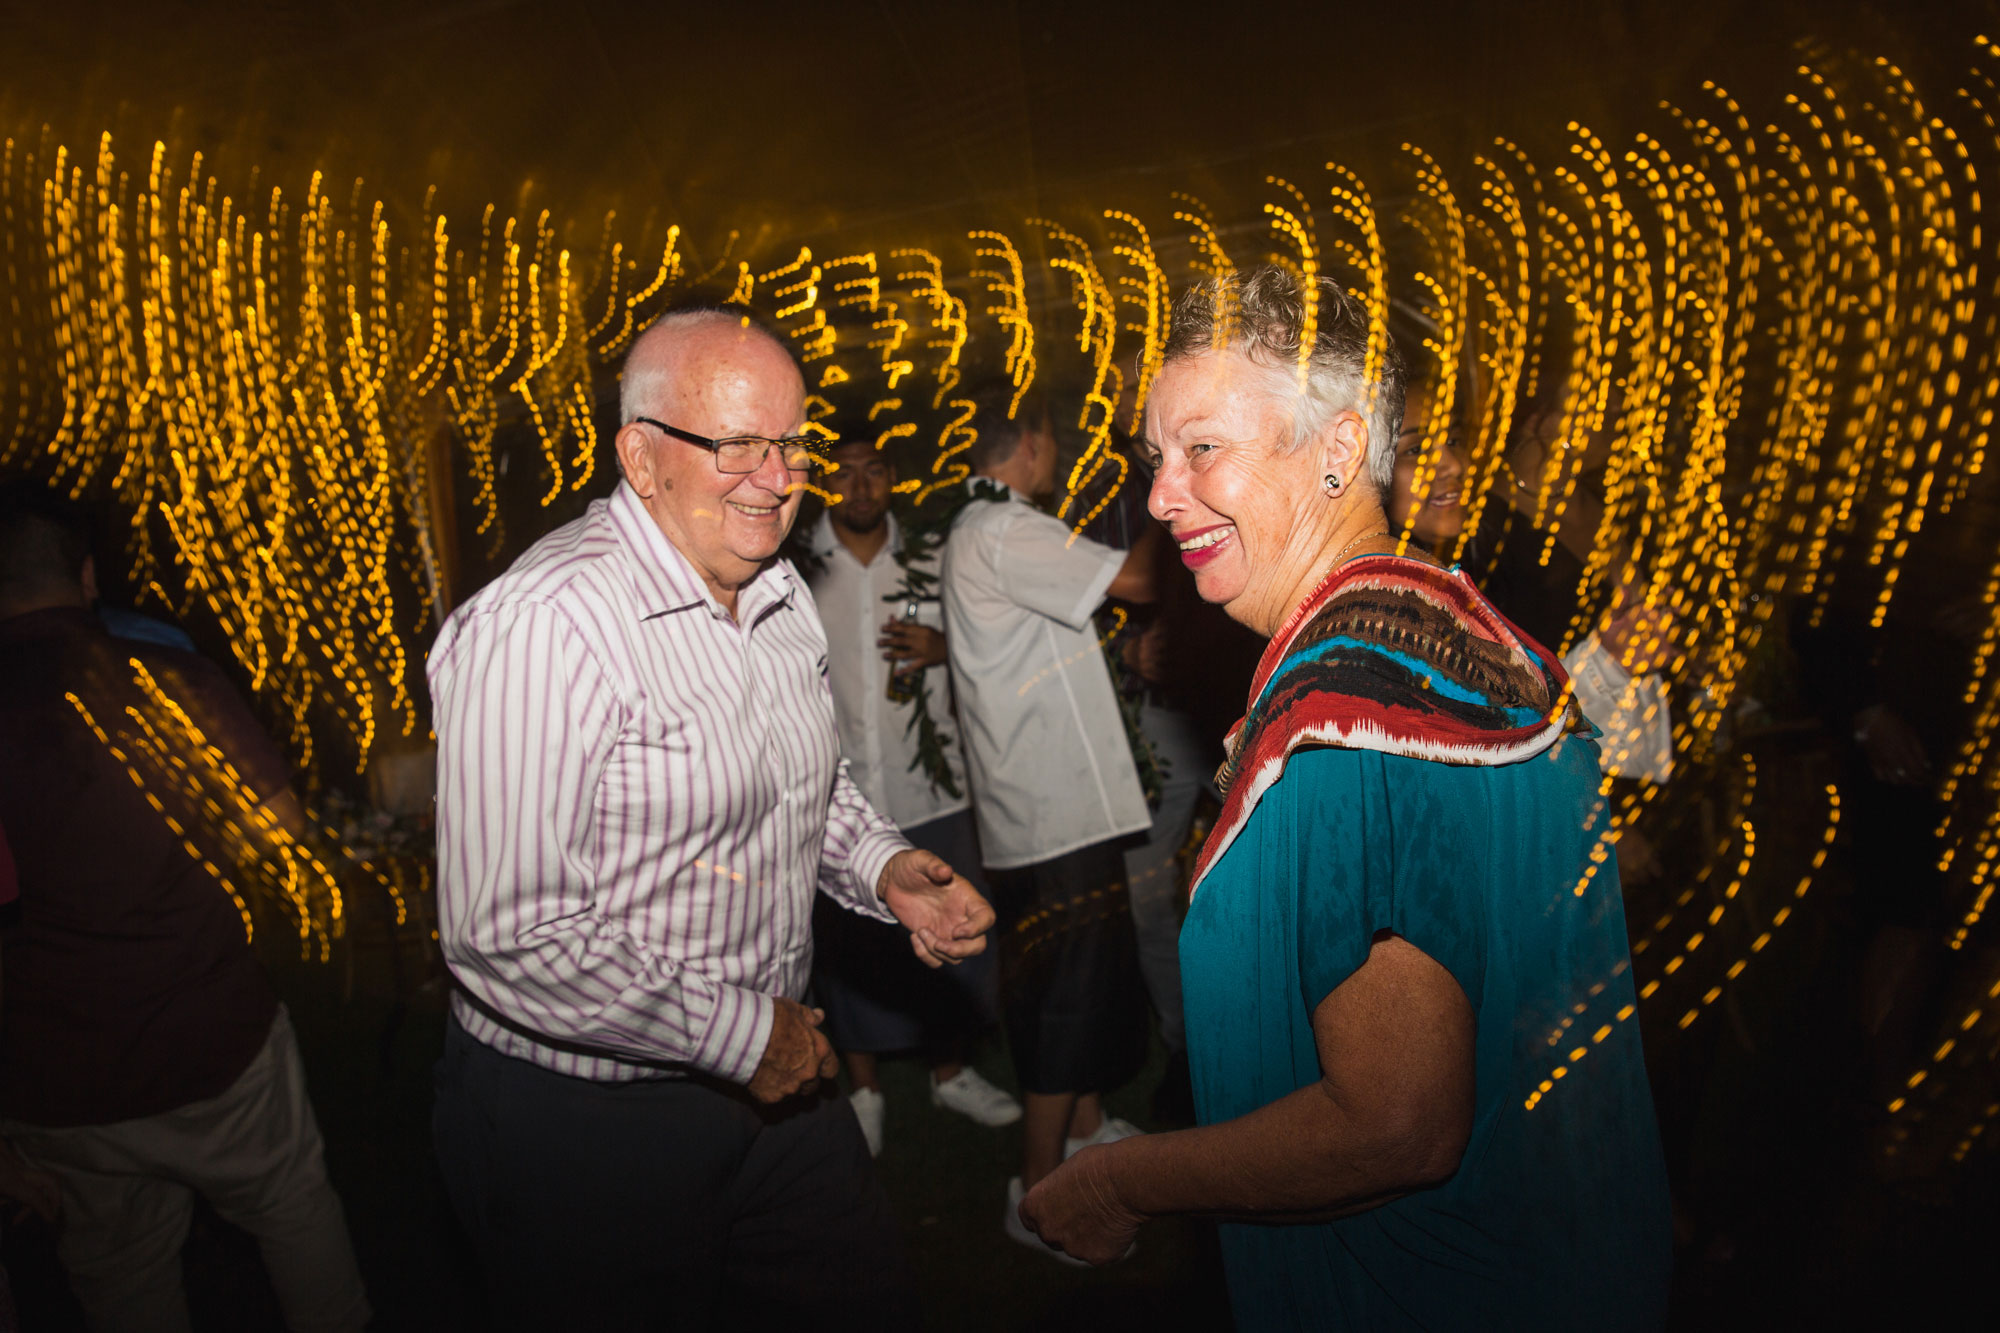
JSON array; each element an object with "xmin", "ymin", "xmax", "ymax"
[
  {"xmin": 1388, "ymin": 380, "xmax": 1469, "ymax": 547},
  {"xmin": 1144, "ymin": 350, "xmax": 1326, "ymax": 631}
]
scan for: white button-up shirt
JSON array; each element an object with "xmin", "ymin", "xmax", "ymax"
[
  {"xmin": 941, "ymin": 485, "xmax": 1150, "ymax": 869},
  {"xmin": 429, "ymin": 484, "xmax": 907, "ymax": 1085},
  {"xmin": 801, "ymin": 512, "xmax": 969, "ymax": 831}
]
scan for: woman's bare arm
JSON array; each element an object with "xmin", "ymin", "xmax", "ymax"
[{"xmin": 1019, "ymin": 934, "xmax": 1475, "ymax": 1262}]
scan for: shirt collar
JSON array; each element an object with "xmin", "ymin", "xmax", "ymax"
[
  {"xmin": 607, "ymin": 482, "xmax": 798, "ymax": 622},
  {"xmin": 813, "ymin": 510, "xmax": 899, "ymax": 570},
  {"xmin": 968, "ymin": 475, "xmax": 1031, "ymax": 508}
]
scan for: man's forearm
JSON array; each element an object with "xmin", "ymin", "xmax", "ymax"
[
  {"xmin": 818, "ymin": 765, "xmax": 909, "ymax": 920},
  {"xmin": 1104, "ymin": 1080, "xmax": 1455, "ymax": 1225}
]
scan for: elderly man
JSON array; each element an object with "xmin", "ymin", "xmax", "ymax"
[{"xmin": 429, "ymin": 307, "xmax": 993, "ymax": 1329}]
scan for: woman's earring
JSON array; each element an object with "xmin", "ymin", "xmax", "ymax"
[{"xmin": 1324, "ymin": 473, "xmax": 1341, "ymax": 495}]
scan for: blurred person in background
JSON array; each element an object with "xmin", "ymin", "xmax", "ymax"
[
  {"xmin": 1394, "ymin": 334, "xmax": 1676, "ymax": 829},
  {"xmin": 1793, "ymin": 532, "xmax": 1981, "ymax": 1173},
  {"xmin": 799, "ymin": 434, "xmax": 1020, "ymax": 1154},
  {"xmin": 0, "ymin": 481, "xmax": 369, "ymax": 1333},
  {"xmin": 941, "ymin": 381, "xmax": 1162, "ymax": 1262},
  {"xmin": 0, "ymin": 818, "xmax": 53, "ymax": 1333}
]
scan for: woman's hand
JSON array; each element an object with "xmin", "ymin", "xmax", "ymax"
[{"xmin": 1018, "ymin": 1144, "xmax": 1144, "ymax": 1265}]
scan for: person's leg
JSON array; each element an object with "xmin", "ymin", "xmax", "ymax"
[
  {"xmin": 57, "ymin": 1171, "xmax": 196, "ymax": 1333},
  {"xmin": 812, "ymin": 893, "xmax": 922, "ymax": 1159},
  {"xmin": 1021, "ymin": 1092, "xmax": 1078, "ymax": 1187},
  {"xmin": 432, "ymin": 1011, "xmax": 752, "ymax": 1331},
  {"xmin": 180, "ymin": 1008, "xmax": 369, "ymax": 1333},
  {"xmin": 812, "ymin": 895, "xmax": 928, "ymax": 1061},
  {"xmin": 0, "ymin": 1123, "xmax": 197, "ymax": 1333},
  {"xmin": 843, "ymin": 1050, "xmax": 883, "ymax": 1091},
  {"xmin": 723, "ymin": 1088, "xmax": 920, "ymax": 1323},
  {"xmin": 1067, "ymin": 1092, "xmax": 1104, "ymax": 1142},
  {"xmin": 841, "ymin": 1048, "xmax": 887, "ymax": 1157},
  {"xmin": 994, "ymin": 845, "xmax": 1146, "ymax": 1183}
]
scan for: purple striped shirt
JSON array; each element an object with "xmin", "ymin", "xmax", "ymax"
[{"xmin": 429, "ymin": 484, "xmax": 907, "ymax": 1084}]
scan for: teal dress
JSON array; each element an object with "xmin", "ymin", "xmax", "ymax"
[{"xmin": 1178, "ymin": 555, "xmax": 1670, "ymax": 1330}]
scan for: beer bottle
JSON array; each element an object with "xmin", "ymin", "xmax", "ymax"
[{"xmin": 885, "ymin": 599, "xmax": 923, "ymax": 703}]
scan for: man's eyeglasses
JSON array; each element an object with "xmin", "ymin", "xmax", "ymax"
[{"xmin": 635, "ymin": 417, "xmax": 827, "ymax": 474}]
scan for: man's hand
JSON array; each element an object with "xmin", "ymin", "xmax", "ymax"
[
  {"xmin": 878, "ymin": 849, "xmax": 994, "ymax": 968},
  {"xmin": 746, "ymin": 997, "xmax": 838, "ymax": 1104},
  {"xmin": 0, "ymin": 1135, "xmax": 61, "ymax": 1226},
  {"xmin": 1019, "ymin": 1145, "xmax": 1144, "ymax": 1265},
  {"xmin": 878, "ymin": 620, "xmax": 947, "ymax": 674}
]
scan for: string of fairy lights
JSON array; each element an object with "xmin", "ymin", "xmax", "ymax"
[{"xmin": 7, "ymin": 31, "xmax": 2000, "ymax": 1164}]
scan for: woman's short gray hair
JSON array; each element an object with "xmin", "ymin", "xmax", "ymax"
[{"xmin": 1161, "ymin": 265, "xmax": 1406, "ymax": 489}]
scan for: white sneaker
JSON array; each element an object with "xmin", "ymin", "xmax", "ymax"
[
  {"xmin": 931, "ymin": 1068, "xmax": 1023, "ymax": 1127},
  {"xmin": 1064, "ymin": 1114, "xmax": 1144, "ymax": 1160},
  {"xmin": 1003, "ymin": 1176, "xmax": 1088, "ymax": 1267},
  {"xmin": 849, "ymin": 1086, "xmax": 885, "ymax": 1157}
]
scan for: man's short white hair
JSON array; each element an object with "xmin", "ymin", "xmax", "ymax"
[
  {"xmin": 617, "ymin": 306, "xmax": 789, "ymax": 426},
  {"xmin": 1160, "ymin": 265, "xmax": 1406, "ymax": 489}
]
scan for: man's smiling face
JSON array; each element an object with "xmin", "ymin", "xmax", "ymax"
[{"xmin": 620, "ymin": 318, "xmax": 809, "ymax": 601}]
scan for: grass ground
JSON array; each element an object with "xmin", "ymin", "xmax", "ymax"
[
  {"xmin": 12, "ymin": 742, "xmax": 2000, "ymax": 1330},
  {"xmin": 7, "ymin": 959, "xmax": 1230, "ymax": 1331}
]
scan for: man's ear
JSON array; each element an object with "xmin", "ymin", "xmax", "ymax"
[
  {"xmin": 614, "ymin": 423, "xmax": 657, "ymax": 498},
  {"xmin": 80, "ymin": 554, "xmax": 99, "ymax": 604},
  {"xmin": 1319, "ymin": 410, "xmax": 1372, "ymax": 489}
]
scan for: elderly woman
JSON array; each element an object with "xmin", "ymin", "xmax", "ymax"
[{"xmin": 1019, "ymin": 266, "xmax": 1671, "ymax": 1329}]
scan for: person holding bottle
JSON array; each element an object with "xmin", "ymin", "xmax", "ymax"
[{"xmin": 800, "ymin": 434, "xmax": 1022, "ymax": 1156}]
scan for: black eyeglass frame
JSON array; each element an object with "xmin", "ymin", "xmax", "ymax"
[{"xmin": 633, "ymin": 416, "xmax": 828, "ymax": 474}]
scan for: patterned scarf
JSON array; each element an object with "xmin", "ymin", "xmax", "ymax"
[{"xmin": 1189, "ymin": 552, "xmax": 1584, "ymax": 898}]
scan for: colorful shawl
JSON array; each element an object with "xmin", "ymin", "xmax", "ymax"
[{"xmin": 1189, "ymin": 552, "xmax": 1584, "ymax": 898}]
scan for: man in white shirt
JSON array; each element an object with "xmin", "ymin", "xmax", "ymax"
[
  {"xmin": 800, "ymin": 435, "xmax": 1022, "ymax": 1154},
  {"xmin": 428, "ymin": 307, "xmax": 994, "ymax": 1328},
  {"xmin": 940, "ymin": 383, "xmax": 1162, "ymax": 1260}
]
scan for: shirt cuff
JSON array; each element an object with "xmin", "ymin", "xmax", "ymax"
[
  {"xmin": 1064, "ymin": 542, "xmax": 1126, "ymax": 630},
  {"xmin": 684, "ymin": 980, "xmax": 776, "ymax": 1086},
  {"xmin": 844, "ymin": 826, "xmax": 910, "ymax": 925}
]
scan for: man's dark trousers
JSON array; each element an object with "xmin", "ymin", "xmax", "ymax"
[{"xmin": 433, "ymin": 1013, "xmax": 920, "ymax": 1330}]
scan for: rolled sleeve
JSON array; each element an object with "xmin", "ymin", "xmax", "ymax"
[
  {"xmin": 817, "ymin": 759, "xmax": 908, "ymax": 922},
  {"xmin": 996, "ymin": 510, "xmax": 1125, "ymax": 632}
]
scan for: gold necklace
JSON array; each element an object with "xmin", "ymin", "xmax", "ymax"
[{"xmin": 1329, "ymin": 526, "xmax": 1391, "ymax": 569}]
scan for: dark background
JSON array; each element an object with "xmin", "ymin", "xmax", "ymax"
[
  {"xmin": 3, "ymin": 0, "xmax": 1990, "ymax": 265},
  {"xmin": 7, "ymin": 2, "xmax": 2000, "ymax": 1329}
]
